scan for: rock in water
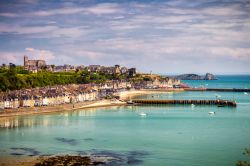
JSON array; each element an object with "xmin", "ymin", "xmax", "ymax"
[
  {"xmin": 175, "ymin": 74, "xmax": 204, "ymax": 80},
  {"xmin": 175, "ymin": 73, "xmax": 216, "ymax": 80},
  {"xmin": 204, "ymin": 73, "xmax": 216, "ymax": 80},
  {"xmin": 34, "ymin": 155, "xmax": 102, "ymax": 166}
]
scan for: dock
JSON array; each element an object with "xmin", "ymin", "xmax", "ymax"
[
  {"xmin": 132, "ymin": 99, "xmax": 237, "ymax": 107},
  {"xmin": 184, "ymin": 88, "xmax": 250, "ymax": 92}
]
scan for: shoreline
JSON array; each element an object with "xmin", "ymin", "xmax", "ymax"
[
  {"xmin": 0, "ymin": 89, "xmax": 174, "ymax": 118},
  {"xmin": 117, "ymin": 89, "xmax": 184, "ymax": 100},
  {"xmin": 0, "ymin": 100, "xmax": 126, "ymax": 118},
  {"xmin": 0, "ymin": 156, "xmax": 37, "ymax": 166}
]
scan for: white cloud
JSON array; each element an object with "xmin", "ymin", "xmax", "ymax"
[
  {"xmin": 0, "ymin": 3, "xmax": 123, "ymax": 18},
  {"xmin": 25, "ymin": 48, "xmax": 35, "ymax": 52},
  {"xmin": 0, "ymin": 48, "xmax": 55, "ymax": 64},
  {"xmin": 51, "ymin": 27, "xmax": 89, "ymax": 38},
  {"xmin": 25, "ymin": 48, "xmax": 55, "ymax": 61},
  {"xmin": 33, "ymin": 7, "xmax": 85, "ymax": 17},
  {"xmin": 0, "ymin": 1, "xmax": 249, "ymax": 73},
  {"xmin": 0, "ymin": 13, "xmax": 19, "ymax": 17},
  {"xmin": 201, "ymin": 6, "xmax": 246, "ymax": 16},
  {"xmin": 0, "ymin": 24, "xmax": 58, "ymax": 34},
  {"xmin": 0, "ymin": 52, "xmax": 20, "ymax": 64},
  {"xmin": 73, "ymin": 50, "xmax": 106, "ymax": 60},
  {"xmin": 209, "ymin": 47, "xmax": 250, "ymax": 59},
  {"xmin": 85, "ymin": 3, "xmax": 122, "ymax": 15},
  {"xmin": 0, "ymin": 24, "xmax": 90, "ymax": 39}
]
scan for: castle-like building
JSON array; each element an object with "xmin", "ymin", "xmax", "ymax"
[{"xmin": 24, "ymin": 56, "xmax": 46, "ymax": 71}]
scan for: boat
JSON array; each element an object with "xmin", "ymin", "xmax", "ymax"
[
  {"xmin": 215, "ymin": 94, "xmax": 221, "ymax": 99},
  {"xmin": 217, "ymin": 105, "xmax": 225, "ymax": 107},
  {"xmin": 139, "ymin": 112, "xmax": 147, "ymax": 117},
  {"xmin": 127, "ymin": 100, "xmax": 134, "ymax": 104},
  {"xmin": 191, "ymin": 104, "xmax": 195, "ymax": 107},
  {"xmin": 244, "ymin": 92, "xmax": 248, "ymax": 95},
  {"xmin": 208, "ymin": 111, "xmax": 216, "ymax": 115}
]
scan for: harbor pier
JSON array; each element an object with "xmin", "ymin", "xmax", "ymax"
[
  {"xmin": 184, "ymin": 88, "xmax": 250, "ymax": 92},
  {"xmin": 132, "ymin": 99, "xmax": 237, "ymax": 107}
]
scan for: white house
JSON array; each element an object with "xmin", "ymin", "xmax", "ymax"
[{"xmin": 42, "ymin": 97, "xmax": 49, "ymax": 106}]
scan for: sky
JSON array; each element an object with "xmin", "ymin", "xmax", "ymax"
[{"xmin": 0, "ymin": 0, "xmax": 250, "ymax": 74}]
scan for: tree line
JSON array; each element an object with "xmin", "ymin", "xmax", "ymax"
[{"xmin": 0, "ymin": 64, "xmax": 129, "ymax": 92}]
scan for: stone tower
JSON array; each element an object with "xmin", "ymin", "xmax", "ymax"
[
  {"xmin": 114, "ymin": 65, "xmax": 121, "ymax": 74},
  {"xmin": 24, "ymin": 55, "xmax": 28, "ymax": 67}
]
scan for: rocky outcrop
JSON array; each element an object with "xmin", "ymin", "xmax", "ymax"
[
  {"xmin": 175, "ymin": 74, "xmax": 203, "ymax": 80},
  {"xmin": 204, "ymin": 73, "xmax": 216, "ymax": 80},
  {"xmin": 176, "ymin": 73, "xmax": 216, "ymax": 80}
]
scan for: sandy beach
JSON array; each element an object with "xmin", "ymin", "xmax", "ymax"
[
  {"xmin": 117, "ymin": 89, "xmax": 184, "ymax": 100},
  {"xmin": 0, "ymin": 99, "xmax": 126, "ymax": 118}
]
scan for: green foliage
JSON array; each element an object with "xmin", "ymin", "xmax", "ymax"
[
  {"xmin": 0, "ymin": 66, "xmax": 136, "ymax": 92},
  {"xmin": 0, "ymin": 65, "xmax": 78, "ymax": 91}
]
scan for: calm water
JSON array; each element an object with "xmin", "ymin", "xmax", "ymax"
[
  {"xmin": 182, "ymin": 75, "xmax": 250, "ymax": 89},
  {"xmin": 0, "ymin": 75, "xmax": 250, "ymax": 165}
]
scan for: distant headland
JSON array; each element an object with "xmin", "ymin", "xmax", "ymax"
[{"xmin": 175, "ymin": 73, "xmax": 216, "ymax": 80}]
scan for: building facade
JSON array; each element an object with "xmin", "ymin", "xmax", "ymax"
[{"xmin": 24, "ymin": 55, "xmax": 46, "ymax": 71}]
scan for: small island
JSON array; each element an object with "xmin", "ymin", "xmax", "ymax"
[{"xmin": 175, "ymin": 73, "xmax": 216, "ymax": 80}]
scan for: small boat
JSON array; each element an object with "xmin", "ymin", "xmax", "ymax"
[
  {"xmin": 127, "ymin": 100, "xmax": 134, "ymax": 104},
  {"xmin": 217, "ymin": 105, "xmax": 225, "ymax": 107},
  {"xmin": 191, "ymin": 104, "xmax": 195, "ymax": 107},
  {"xmin": 208, "ymin": 111, "xmax": 216, "ymax": 115},
  {"xmin": 215, "ymin": 95, "xmax": 221, "ymax": 98},
  {"xmin": 244, "ymin": 92, "xmax": 248, "ymax": 95},
  {"xmin": 139, "ymin": 112, "xmax": 147, "ymax": 117}
]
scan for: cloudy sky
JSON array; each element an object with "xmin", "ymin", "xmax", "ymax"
[{"xmin": 0, "ymin": 0, "xmax": 250, "ymax": 74}]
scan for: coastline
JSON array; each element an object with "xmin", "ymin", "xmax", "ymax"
[
  {"xmin": 0, "ymin": 100, "xmax": 126, "ymax": 118},
  {"xmin": 117, "ymin": 89, "xmax": 184, "ymax": 100},
  {"xmin": 0, "ymin": 89, "xmax": 175, "ymax": 165},
  {"xmin": 0, "ymin": 89, "xmax": 177, "ymax": 118}
]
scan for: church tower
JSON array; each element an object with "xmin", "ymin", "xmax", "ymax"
[{"xmin": 24, "ymin": 55, "xmax": 28, "ymax": 68}]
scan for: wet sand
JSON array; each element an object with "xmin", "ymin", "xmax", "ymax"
[{"xmin": 0, "ymin": 156, "xmax": 38, "ymax": 166}]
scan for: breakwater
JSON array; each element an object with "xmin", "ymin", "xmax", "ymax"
[
  {"xmin": 184, "ymin": 88, "xmax": 250, "ymax": 92},
  {"xmin": 132, "ymin": 99, "xmax": 237, "ymax": 107}
]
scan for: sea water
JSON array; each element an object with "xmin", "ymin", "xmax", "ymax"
[
  {"xmin": 0, "ymin": 75, "xmax": 250, "ymax": 166},
  {"xmin": 182, "ymin": 75, "xmax": 250, "ymax": 89}
]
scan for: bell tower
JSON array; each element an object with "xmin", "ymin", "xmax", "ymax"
[{"xmin": 24, "ymin": 55, "xmax": 28, "ymax": 68}]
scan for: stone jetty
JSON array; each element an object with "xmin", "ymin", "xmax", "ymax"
[{"xmin": 132, "ymin": 99, "xmax": 237, "ymax": 107}]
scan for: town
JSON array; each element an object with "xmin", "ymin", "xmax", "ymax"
[{"xmin": 0, "ymin": 56, "xmax": 181, "ymax": 109}]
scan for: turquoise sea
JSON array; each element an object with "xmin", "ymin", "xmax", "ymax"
[{"xmin": 0, "ymin": 75, "xmax": 250, "ymax": 165}]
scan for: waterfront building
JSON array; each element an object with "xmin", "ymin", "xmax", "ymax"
[
  {"xmin": 0, "ymin": 101, "xmax": 4, "ymax": 109},
  {"xmin": 128, "ymin": 68, "xmax": 136, "ymax": 77},
  {"xmin": 87, "ymin": 65, "xmax": 101, "ymax": 72},
  {"xmin": 114, "ymin": 65, "xmax": 121, "ymax": 74},
  {"xmin": 120, "ymin": 67, "xmax": 128, "ymax": 74}
]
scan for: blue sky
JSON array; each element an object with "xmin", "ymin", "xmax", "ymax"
[{"xmin": 0, "ymin": 0, "xmax": 250, "ymax": 74}]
